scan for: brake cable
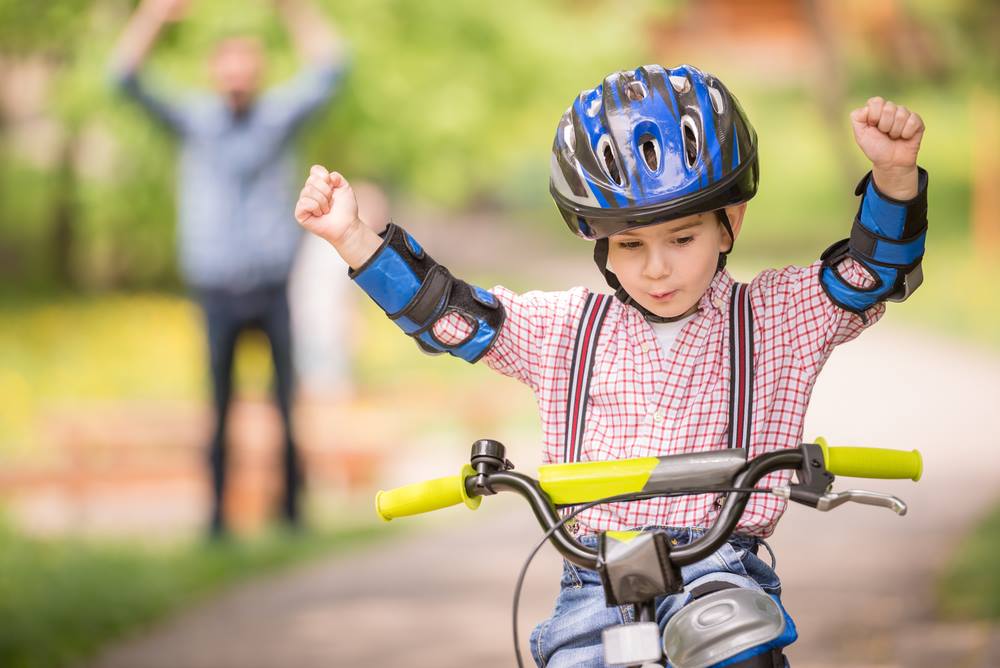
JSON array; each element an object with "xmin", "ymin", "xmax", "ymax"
[{"xmin": 511, "ymin": 486, "xmax": 773, "ymax": 668}]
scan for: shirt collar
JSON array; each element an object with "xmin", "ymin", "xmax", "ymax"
[{"xmin": 698, "ymin": 268, "xmax": 735, "ymax": 314}]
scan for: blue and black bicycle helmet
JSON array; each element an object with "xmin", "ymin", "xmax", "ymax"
[{"xmin": 550, "ymin": 65, "xmax": 759, "ymax": 304}]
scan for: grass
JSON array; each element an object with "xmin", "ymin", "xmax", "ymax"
[
  {"xmin": 937, "ymin": 503, "xmax": 1000, "ymax": 621},
  {"xmin": 0, "ymin": 517, "xmax": 393, "ymax": 668}
]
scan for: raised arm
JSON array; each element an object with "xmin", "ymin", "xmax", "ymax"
[
  {"xmin": 295, "ymin": 165, "xmax": 509, "ymax": 364},
  {"xmin": 274, "ymin": 0, "xmax": 345, "ymax": 67},
  {"xmin": 819, "ymin": 97, "xmax": 928, "ymax": 315},
  {"xmin": 263, "ymin": 0, "xmax": 347, "ymax": 132},
  {"xmin": 108, "ymin": 0, "xmax": 191, "ymax": 133},
  {"xmin": 770, "ymin": 98, "xmax": 928, "ymax": 370},
  {"xmin": 109, "ymin": 0, "xmax": 188, "ymax": 76}
]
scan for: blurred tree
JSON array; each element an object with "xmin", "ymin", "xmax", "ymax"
[{"xmin": 0, "ymin": 0, "xmax": 93, "ymax": 288}]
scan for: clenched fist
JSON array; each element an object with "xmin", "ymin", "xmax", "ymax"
[
  {"xmin": 295, "ymin": 165, "xmax": 361, "ymax": 244},
  {"xmin": 850, "ymin": 97, "xmax": 924, "ymax": 200},
  {"xmin": 295, "ymin": 165, "xmax": 382, "ymax": 269}
]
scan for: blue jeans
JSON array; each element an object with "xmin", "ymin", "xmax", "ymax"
[{"xmin": 529, "ymin": 528, "xmax": 787, "ymax": 668}]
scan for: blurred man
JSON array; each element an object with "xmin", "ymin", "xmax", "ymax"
[{"xmin": 110, "ymin": 0, "xmax": 347, "ymax": 538}]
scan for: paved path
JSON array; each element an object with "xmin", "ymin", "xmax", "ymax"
[{"xmin": 88, "ymin": 322, "xmax": 1000, "ymax": 667}]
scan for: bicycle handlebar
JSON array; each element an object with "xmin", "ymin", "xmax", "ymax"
[
  {"xmin": 373, "ymin": 442, "xmax": 921, "ymax": 569},
  {"xmin": 816, "ymin": 439, "xmax": 922, "ymax": 481},
  {"xmin": 375, "ymin": 464, "xmax": 481, "ymax": 521}
]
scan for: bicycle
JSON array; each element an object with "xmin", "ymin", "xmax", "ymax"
[{"xmin": 374, "ymin": 438, "xmax": 922, "ymax": 667}]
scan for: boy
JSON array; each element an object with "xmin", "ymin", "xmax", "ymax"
[{"xmin": 294, "ymin": 65, "xmax": 926, "ymax": 667}]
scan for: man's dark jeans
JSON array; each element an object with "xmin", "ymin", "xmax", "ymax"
[{"xmin": 197, "ymin": 283, "xmax": 302, "ymax": 536}]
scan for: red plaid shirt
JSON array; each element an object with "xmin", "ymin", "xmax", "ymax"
[{"xmin": 434, "ymin": 260, "xmax": 882, "ymax": 537}]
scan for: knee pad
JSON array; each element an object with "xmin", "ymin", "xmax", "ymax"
[
  {"xmin": 349, "ymin": 223, "xmax": 505, "ymax": 363},
  {"xmin": 663, "ymin": 582, "xmax": 797, "ymax": 668},
  {"xmin": 820, "ymin": 168, "xmax": 928, "ymax": 314}
]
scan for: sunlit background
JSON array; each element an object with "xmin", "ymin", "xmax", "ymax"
[{"xmin": 1, "ymin": 0, "xmax": 998, "ymax": 666}]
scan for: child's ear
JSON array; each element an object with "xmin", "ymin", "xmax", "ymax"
[{"xmin": 721, "ymin": 202, "xmax": 748, "ymax": 251}]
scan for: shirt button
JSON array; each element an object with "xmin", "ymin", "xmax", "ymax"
[
  {"xmin": 713, "ymin": 297, "xmax": 724, "ymax": 309},
  {"xmin": 640, "ymin": 342, "xmax": 651, "ymax": 353},
  {"xmin": 654, "ymin": 411, "xmax": 665, "ymax": 422}
]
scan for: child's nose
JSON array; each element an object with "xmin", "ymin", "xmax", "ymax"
[{"xmin": 643, "ymin": 249, "xmax": 672, "ymax": 280}]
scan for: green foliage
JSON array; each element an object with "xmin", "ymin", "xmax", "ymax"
[
  {"xmin": 735, "ymin": 81, "xmax": 972, "ymax": 264},
  {"xmin": 311, "ymin": 0, "xmax": 657, "ymax": 207},
  {"xmin": 0, "ymin": 518, "xmax": 386, "ymax": 668},
  {"xmin": 0, "ymin": 0, "xmax": 657, "ymax": 287},
  {"xmin": 0, "ymin": 0, "xmax": 93, "ymax": 54},
  {"xmin": 938, "ymin": 501, "xmax": 1000, "ymax": 620},
  {"xmin": 0, "ymin": 0, "xmax": 990, "ymax": 290},
  {"xmin": 0, "ymin": 163, "xmax": 57, "ymax": 281}
]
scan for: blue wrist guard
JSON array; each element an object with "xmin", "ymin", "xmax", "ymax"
[
  {"xmin": 349, "ymin": 223, "xmax": 505, "ymax": 363},
  {"xmin": 820, "ymin": 167, "xmax": 928, "ymax": 314}
]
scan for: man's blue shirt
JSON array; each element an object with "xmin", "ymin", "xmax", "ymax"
[{"xmin": 114, "ymin": 63, "xmax": 342, "ymax": 291}]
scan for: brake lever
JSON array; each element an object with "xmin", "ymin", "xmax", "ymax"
[
  {"xmin": 773, "ymin": 486, "xmax": 907, "ymax": 516},
  {"xmin": 816, "ymin": 489, "xmax": 908, "ymax": 516}
]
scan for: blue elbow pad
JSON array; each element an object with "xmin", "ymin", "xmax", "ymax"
[
  {"xmin": 349, "ymin": 224, "xmax": 505, "ymax": 363},
  {"xmin": 820, "ymin": 167, "xmax": 928, "ymax": 314}
]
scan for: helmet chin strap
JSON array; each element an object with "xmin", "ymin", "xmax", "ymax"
[{"xmin": 593, "ymin": 210, "xmax": 735, "ymax": 323}]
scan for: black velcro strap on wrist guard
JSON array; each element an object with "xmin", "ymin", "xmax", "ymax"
[{"xmin": 349, "ymin": 223, "xmax": 505, "ymax": 363}]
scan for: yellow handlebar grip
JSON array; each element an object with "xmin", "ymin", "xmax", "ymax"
[
  {"xmin": 375, "ymin": 464, "xmax": 481, "ymax": 522},
  {"xmin": 816, "ymin": 439, "xmax": 922, "ymax": 481}
]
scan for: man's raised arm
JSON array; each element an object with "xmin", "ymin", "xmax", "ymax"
[
  {"xmin": 108, "ymin": 0, "xmax": 191, "ymax": 133},
  {"xmin": 109, "ymin": 0, "xmax": 188, "ymax": 76},
  {"xmin": 274, "ymin": 0, "xmax": 346, "ymax": 67}
]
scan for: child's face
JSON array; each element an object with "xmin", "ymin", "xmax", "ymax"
[{"xmin": 607, "ymin": 211, "xmax": 733, "ymax": 319}]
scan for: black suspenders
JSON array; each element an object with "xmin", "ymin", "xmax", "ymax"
[
  {"xmin": 562, "ymin": 285, "xmax": 755, "ymax": 463},
  {"xmin": 726, "ymin": 283, "xmax": 754, "ymax": 453}
]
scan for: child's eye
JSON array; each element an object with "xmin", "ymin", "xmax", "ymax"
[
  {"xmin": 617, "ymin": 240, "xmax": 643, "ymax": 249},
  {"xmin": 674, "ymin": 236, "xmax": 695, "ymax": 246}
]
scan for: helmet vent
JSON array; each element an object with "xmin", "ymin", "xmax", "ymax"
[
  {"xmin": 669, "ymin": 75, "xmax": 690, "ymax": 94},
  {"xmin": 708, "ymin": 86, "xmax": 725, "ymax": 114},
  {"xmin": 639, "ymin": 135, "xmax": 660, "ymax": 172},
  {"xmin": 603, "ymin": 143, "xmax": 622, "ymax": 185},
  {"xmin": 681, "ymin": 115, "xmax": 699, "ymax": 168},
  {"xmin": 625, "ymin": 80, "xmax": 647, "ymax": 101}
]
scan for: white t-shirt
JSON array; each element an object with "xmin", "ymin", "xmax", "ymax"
[{"xmin": 649, "ymin": 312, "xmax": 697, "ymax": 357}]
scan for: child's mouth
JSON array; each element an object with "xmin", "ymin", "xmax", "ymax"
[{"xmin": 649, "ymin": 290, "xmax": 678, "ymax": 301}]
